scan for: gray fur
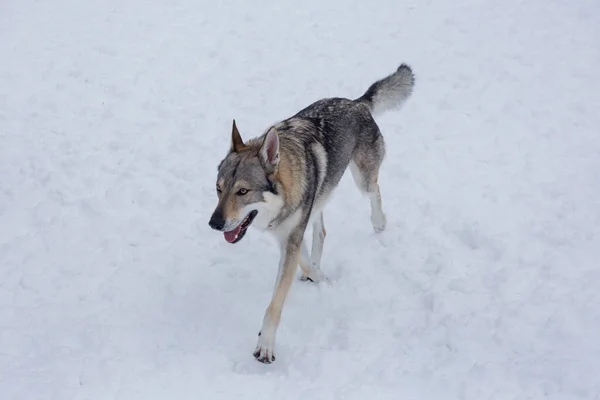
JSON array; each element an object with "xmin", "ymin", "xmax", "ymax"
[
  {"xmin": 208, "ymin": 63, "xmax": 415, "ymax": 363},
  {"xmin": 355, "ymin": 63, "xmax": 415, "ymax": 117}
]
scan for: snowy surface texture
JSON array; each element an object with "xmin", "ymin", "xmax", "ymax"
[{"xmin": 2, "ymin": 0, "xmax": 600, "ymax": 399}]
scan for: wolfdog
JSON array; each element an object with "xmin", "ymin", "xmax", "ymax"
[{"xmin": 209, "ymin": 63, "xmax": 415, "ymax": 363}]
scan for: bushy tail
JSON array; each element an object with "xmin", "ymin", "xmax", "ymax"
[{"xmin": 355, "ymin": 63, "xmax": 415, "ymax": 117}]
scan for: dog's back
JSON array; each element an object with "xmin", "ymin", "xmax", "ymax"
[
  {"xmin": 272, "ymin": 99, "xmax": 380, "ymax": 211},
  {"xmin": 273, "ymin": 64, "xmax": 415, "ymax": 216}
]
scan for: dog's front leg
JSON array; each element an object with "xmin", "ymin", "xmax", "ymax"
[{"xmin": 253, "ymin": 231, "xmax": 301, "ymax": 363}]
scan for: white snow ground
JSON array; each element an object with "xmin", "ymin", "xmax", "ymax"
[{"xmin": 1, "ymin": 0, "xmax": 600, "ymax": 398}]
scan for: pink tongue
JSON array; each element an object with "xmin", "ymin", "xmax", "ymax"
[{"xmin": 224, "ymin": 224, "xmax": 242, "ymax": 243}]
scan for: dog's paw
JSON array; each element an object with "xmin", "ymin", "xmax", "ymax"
[
  {"xmin": 253, "ymin": 333, "xmax": 276, "ymax": 364},
  {"xmin": 371, "ymin": 212, "xmax": 387, "ymax": 233},
  {"xmin": 300, "ymin": 269, "xmax": 329, "ymax": 284}
]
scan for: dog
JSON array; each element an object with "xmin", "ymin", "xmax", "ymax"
[{"xmin": 209, "ymin": 63, "xmax": 415, "ymax": 363}]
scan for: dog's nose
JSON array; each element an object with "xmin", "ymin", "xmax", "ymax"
[{"xmin": 209, "ymin": 213, "xmax": 225, "ymax": 231}]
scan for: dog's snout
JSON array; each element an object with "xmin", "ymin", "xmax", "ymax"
[{"xmin": 209, "ymin": 211, "xmax": 225, "ymax": 231}]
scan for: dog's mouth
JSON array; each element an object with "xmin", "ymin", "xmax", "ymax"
[{"xmin": 224, "ymin": 210, "xmax": 258, "ymax": 244}]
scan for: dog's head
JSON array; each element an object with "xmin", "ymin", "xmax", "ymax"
[{"xmin": 208, "ymin": 120, "xmax": 282, "ymax": 243}]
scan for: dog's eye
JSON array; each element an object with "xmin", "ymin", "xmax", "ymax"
[
  {"xmin": 237, "ymin": 188, "xmax": 249, "ymax": 196},
  {"xmin": 216, "ymin": 184, "xmax": 222, "ymax": 193}
]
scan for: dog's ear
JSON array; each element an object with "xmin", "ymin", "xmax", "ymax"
[
  {"xmin": 259, "ymin": 127, "xmax": 279, "ymax": 173},
  {"xmin": 231, "ymin": 119, "xmax": 247, "ymax": 152}
]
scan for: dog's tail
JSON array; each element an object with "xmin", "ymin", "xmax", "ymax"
[{"xmin": 355, "ymin": 63, "xmax": 415, "ymax": 117}]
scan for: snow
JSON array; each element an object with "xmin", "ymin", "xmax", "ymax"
[{"xmin": 1, "ymin": 0, "xmax": 600, "ymax": 398}]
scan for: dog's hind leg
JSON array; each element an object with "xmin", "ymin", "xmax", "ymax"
[
  {"xmin": 350, "ymin": 134, "xmax": 387, "ymax": 233},
  {"xmin": 367, "ymin": 180, "xmax": 386, "ymax": 233}
]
